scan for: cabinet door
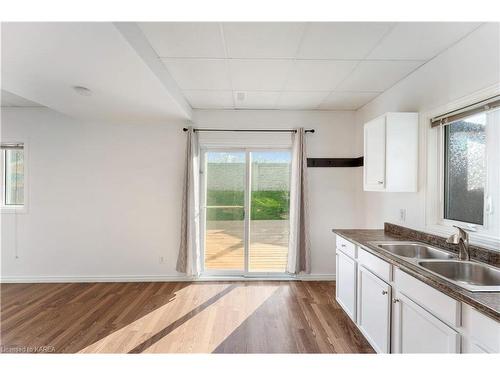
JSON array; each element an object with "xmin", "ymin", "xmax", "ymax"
[
  {"xmin": 461, "ymin": 337, "xmax": 490, "ymax": 353},
  {"xmin": 336, "ymin": 250, "xmax": 357, "ymax": 322},
  {"xmin": 392, "ymin": 291, "xmax": 460, "ymax": 353},
  {"xmin": 357, "ymin": 265, "xmax": 391, "ymax": 353},
  {"xmin": 364, "ymin": 116, "xmax": 386, "ymax": 191}
]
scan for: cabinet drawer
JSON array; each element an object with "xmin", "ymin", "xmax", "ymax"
[
  {"xmin": 394, "ymin": 268, "xmax": 460, "ymax": 327},
  {"xmin": 358, "ymin": 247, "xmax": 391, "ymax": 282},
  {"xmin": 462, "ymin": 304, "xmax": 499, "ymax": 353},
  {"xmin": 336, "ymin": 236, "xmax": 356, "ymax": 259}
]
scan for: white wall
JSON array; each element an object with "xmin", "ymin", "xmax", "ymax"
[
  {"xmin": 1, "ymin": 108, "xmax": 187, "ymax": 281},
  {"xmin": 1, "ymin": 107, "xmax": 361, "ymax": 281},
  {"xmin": 355, "ymin": 22, "xmax": 500, "ymax": 230}
]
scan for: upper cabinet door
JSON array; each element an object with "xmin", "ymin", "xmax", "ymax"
[
  {"xmin": 364, "ymin": 116, "xmax": 386, "ymax": 191},
  {"xmin": 363, "ymin": 112, "xmax": 418, "ymax": 192},
  {"xmin": 385, "ymin": 113, "xmax": 418, "ymax": 192}
]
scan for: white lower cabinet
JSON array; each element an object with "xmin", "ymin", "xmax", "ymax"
[
  {"xmin": 462, "ymin": 337, "xmax": 489, "ymax": 353},
  {"xmin": 461, "ymin": 304, "xmax": 499, "ymax": 353},
  {"xmin": 336, "ymin": 249, "xmax": 357, "ymax": 321},
  {"xmin": 391, "ymin": 291, "xmax": 460, "ymax": 353},
  {"xmin": 357, "ymin": 265, "xmax": 391, "ymax": 353},
  {"xmin": 334, "ymin": 238, "xmax": 500, "ymax": 354}
]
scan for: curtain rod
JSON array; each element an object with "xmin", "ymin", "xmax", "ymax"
[
  {"xmin": 431, "ymin": 94, "xmax": 500, "ymax": 128},
  {"xmin": 1, "ymin": 143, "xmax": 24, "ymax": 150},
  {"xmin": 182, "ymin": 128, "xmax": 315, "ymax": 133}
]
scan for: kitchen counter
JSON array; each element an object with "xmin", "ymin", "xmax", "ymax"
[{"xmin": 332, "ymin": 227, "xmax": 500, "ymax": 322}]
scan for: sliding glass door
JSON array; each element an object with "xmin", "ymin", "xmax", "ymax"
[
  {"xmin": 203, "ymin": 151, "xmax": 246, "ymax": 272},
  {"xmin": 249, "ymin": 151, "xmax": 291, "ymax": 272},
  {"xmin": 201, "ymin": 149, "xmax": 291, "ymax": 275}
]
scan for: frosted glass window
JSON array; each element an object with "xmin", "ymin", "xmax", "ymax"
[{"xmin": 444, "ymin": 114, "xmax": 486, "ymax": 225}]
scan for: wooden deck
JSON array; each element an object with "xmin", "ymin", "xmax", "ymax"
[{"xmin": 205, "ymin": 220, "xmax": 289, "ymax": 272}]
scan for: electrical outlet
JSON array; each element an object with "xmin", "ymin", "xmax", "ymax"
[
  {"xmin": 399, "ymin": 208, "xmax": 407, "ymax": 222},
  {"xmin": 159, "ymin": 256, "xmax": 165, "ymax": 264}
]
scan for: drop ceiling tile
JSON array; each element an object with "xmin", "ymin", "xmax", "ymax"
[
  {"xmin": 276, "ymin": 91, "xmax": 329, "ymax": 109},
  {"xmin": 297, "ymin": 22, "xmax": 394, "ymax": 59},
  {"xmin": 229, "ymin": 59, "xmax": 293, "ymax": 91},
  {"xmin": 222, "ymin": 22, "xmax": 306, "ymax": 58},
  {"xmin": 319, "ymin": 92, "xmax": 380, "ymax": 110},
  {"xmin": 336, "ymin": 60, "xmax": 424, "ymax": 92},
  {"xmin": 285, "ymin": 60, "xmax": 358, "ymax": 91},
  {"xmin": 183, "ymin": 90, "xmax": 233, "ymax": 109},
  {"xmin": 162, "ymin": 58, "xmax": 231, "ymax": 90},
  {"xmin": 233, "ymin": 91, "xmax": 280, "ymax": 109},
  {"xmin": 368, "ymin": 22, "xmax": 481, "ymax": 60},
  {"xmin": 139, "ymin": 22, "xmax": 226, "ymax": 58}
]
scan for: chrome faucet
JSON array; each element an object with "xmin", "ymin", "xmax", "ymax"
[{"xmin": 446, "ymin": 226, "xmax": 470, "ymax": 261}]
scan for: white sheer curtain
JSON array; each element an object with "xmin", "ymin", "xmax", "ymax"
[
  {"xmin": 176, "ymin": 126, "xmax": 201, "ymax": 276},
  {"xmin": 287, "ymin": 128, "xmax": 311, "ymax": 274}
]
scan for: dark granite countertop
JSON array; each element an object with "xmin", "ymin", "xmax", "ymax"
[{"xmin": 332, "ymin": 227, "xmax": 500, "ymax": 323}]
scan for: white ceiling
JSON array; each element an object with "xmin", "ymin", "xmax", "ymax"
[
  {"xmin": 1, "ymin": 23, "xmax": 191, "ymax": 125},
  {"xmin": 140, "ymin": 22, "xmax": 481, "ymax": 110},
  {"xmin": 1, "ymin": 22, "xmax": 483, "ymax": 123},
  {"xmin": 1, "ymin": 90, "xmax": 44, "ymax": 107}
]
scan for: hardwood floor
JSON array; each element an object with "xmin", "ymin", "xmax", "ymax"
[{"xmin": 0, "ymin": 281, "xmax": 374, "ymax": 353}]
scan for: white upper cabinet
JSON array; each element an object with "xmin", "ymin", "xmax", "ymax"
[
  {"xmin": 364, "ymin": 116, "xmax": 386, "ymax": 191},
  {"xmin": 363, "ymin": 112, "xmax": 418, "ymax": 192}
]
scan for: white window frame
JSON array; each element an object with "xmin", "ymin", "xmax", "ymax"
[
  {"xmin": 1, "ymin": 139, "xmax": 28, "ymax": 214},
  {"xmin": 424, "ymin": 86, "xmax": 500, "ymax": 250}
]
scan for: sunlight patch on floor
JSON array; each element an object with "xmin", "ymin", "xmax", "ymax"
[
  {"xmin": 142, "ymin": 284, "xmax": 280, "ymax": 353},
  {"xmin": 78, "ymin": 283, "xmax": 229, "ymax": 353}
]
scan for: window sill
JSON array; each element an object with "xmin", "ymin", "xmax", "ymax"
[
  {"xmin": 425, "ymin": 223, "xmax": 500, "ymax": 252},
  {"xmin": 1, "ymin": 206, "xmax": 27, "ymax": 214}
]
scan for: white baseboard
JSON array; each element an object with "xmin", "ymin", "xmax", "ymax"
[
  {"xmin": 197, "ymin": 274, "xmax": 335, "ymax": 281},
  {"xmin": 297, "ymin": 274, "xmax": 336, "ymax": 281},
  {"xmin": 0, "ymin": 274, "xmax": 335, "ymax": 284},
  {"xmin": 0, "ymin": 275, "xmax": 193, "ymax": 283}
]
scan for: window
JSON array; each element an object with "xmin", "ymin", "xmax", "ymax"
[
  {"xmin": 1, "ymin": 143, "xmax": 25, "ymax": 207},
  {"xmin": 426, "ymin": 93, "xmax": 500, "ymax": 248},
  {"xmin": 438, "ymin": 102, "xmax": 500, "ymax": 233},
  {"xmin": 444, "ymin": 114, "xmax": 486, "ymax": 225}
]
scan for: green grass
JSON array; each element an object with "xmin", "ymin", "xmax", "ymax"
[{"xmin": 207, "ymin": 190, "xmax": 289, "ymax": 221}]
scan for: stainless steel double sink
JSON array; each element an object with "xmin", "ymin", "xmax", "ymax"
[{"xmin": 368, "ymin": 241, "xmax": 500, "ymax": 292}]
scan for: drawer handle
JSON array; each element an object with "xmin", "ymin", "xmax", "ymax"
[
  {"xmin": 377, "ymin": 181, "xmax": 384, "ymax": 184},
  {"xmin": 393, "ymin": 298, "xmax": 400, "ymax": 303},
  {"xmin": 341, "ymin": 244, "xmax": 346, "ymax": 247},
  {"xmin": 381, "ymin": 291, "xmax": 388, "ymax": 295}
]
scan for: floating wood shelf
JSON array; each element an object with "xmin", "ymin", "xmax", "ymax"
[{"xmin": 307, "ymin": 157, "xmax": 364, "ymax": 168}]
